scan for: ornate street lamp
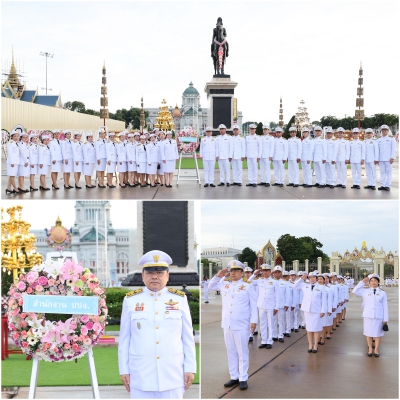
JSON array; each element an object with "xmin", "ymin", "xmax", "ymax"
[{"xmin": 1, "ymin": 206, "xmax": 43, "ymax": 281}]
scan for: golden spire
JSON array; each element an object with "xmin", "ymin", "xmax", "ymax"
[
  {"xmin": 55, "ymin": 216, "xmax": 62, "ymax": 226},
  {"xmin": 4, "ymin": 46, "xmax": 21, "ymax": 89}
]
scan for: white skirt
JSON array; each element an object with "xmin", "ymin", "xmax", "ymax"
[
  {"xmin": 323, "ymin": 313, "xmax": 333, "ymax": 327},
  {"xmin": 127, "ymin": 161, "xmax": 136, "ymax": 172},
  {"xmin": 29, "ymin": 164, "xmax": 38, "ymax": 175},
  {"xmin": 51, "ymin": 160, "xmax": 63, "ymax": 173},
  {"xmin": 18, "ymin": 164, "xmax": 30, "ymax": 177},
  {"xmin": 64, "ymin": 159, "xmax": 74, "ymax": 173},
  {"xmin": 39, "ymin": 164, "xmax": 50, "ymax": 175},
  {"xmin": 305, "ymin": 311, "xmax": 324, "ymax": 332},
  {"xmin": 164, "ymin": 159, "xmax": 175, "ymax": 173},
  {"xmin": 363, "ymin": 317, "xmax": 384, "ymax": 337},
  {"xmin": 137, "ymin": 162, "xmax": 147, "ymax": 173},
  {"xmin": 83, "ymin": 163, "xmax": 95, "ymax": 176},
  {"xmin": 7, "ymin": 163, "xmax": 19, "ymax": 176},
  {"xmin": 117, "ymin": 161, "xmax": 127, "ymax": 173},
  {"xmin": 107, "ymin": 161, "xmax": 116, "ymax": 173},
  {"xmin": 147, "ymin": 163, "xmax": 158, "ymax": 175},
  {"xmin": 73, "ymin": 161, "xmax": 83, "ymax": 173},
  {"xmin": 96, "ymin": 158, "xmax": 107, "ymax": 172}
]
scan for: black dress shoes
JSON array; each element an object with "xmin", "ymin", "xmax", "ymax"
[
  {"xmin": 364, "ymin": 185, "xmax": 371, "ymax": 189},
  {"xmin": 342, "ymin": 185, "xmax": 346, "ymax": 188},
  {"xmin": 278, "ymin": 338, "xmax": 284, "ymax": 342},
  {"xmin": 226, "ymin": 183, "xmax": 230, "ymax": 187},
  {"xmin": 293, "ymin": 184, "xmax": 299, "ymax": 187},
  {"xmin": 237, "ymin": 183, "xmax": 242, "ymax": 186},
  {"xmin": 224, "ymin": 379, "xmax": 239, "ymax": 387},
  {"xmin": 239, "ymin": 381, "xmax": 248, "ymax": 390},
  {"xmin": 258, "ymin": 344, "xmax": 268, "ymax": 348},
  {"xmin": 370, "ymin": 186, "xmax": 376, "ymax": 190},
  {"xmin": 210, "ymin": 184, "xmax": 216, "ymax": 187},
  {"xmin": 246, "ymin": 183, "xmax": 253, "ymax": 186},
  {"xmin": 253, "ymin": 331, "xmax": 258, "ymax": 335},
  {"xmin": 217, "ymin": 183, "xmax": 225, "ymax": 186},
  {"xmin": 248, "ymin": 337, "xmax": 253, "ymax": 342},
  {"xmin": 279, "ymin": 184, "xmax": 283, "ymax": 187},
  {"xmin": 253, "ymin": 184, "xmax": 257, "ymax": 187},
  {"xmin": 286, "ymin": 183, "xmax": 294, "ymax": 186},
  {"xmin": 265, "ymin": 183, "xmax": 270, "ymax": 187},
  {"xmin": 266, "ymin": 344, "xmax": 272, "ymax": 349},
  {"xmin": 204, "ymin": 183, "xmax": 209, "ymax": 187},
  {"xmin": 232, "ymin": 182, "xmax": 237, "ymax": 185},
  {"xmin": 272, "ymin": 183, "xmax": 279, "ymax": 186},
  {"xmin": 272, "ymin": 337, "xmax": 278, "ymax": 341}
]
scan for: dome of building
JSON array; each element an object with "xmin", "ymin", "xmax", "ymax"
[
  {"xmin": 183, "ymin": 82, "xmax": 199, "ymax": 96},
  {"xmin": 172, "ymin": 105, "xmax": 181, "ymax": 118}
]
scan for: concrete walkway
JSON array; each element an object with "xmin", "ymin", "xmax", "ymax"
[
  {"xmin": 2, "ymin": 158, "xmax": 398, "ymax": 200},
  {"xmin": 201, "ymin": 287, "xmax": 398, "ymax": 399},
  {"xmin": 2, "ymin": 384, "xmax": 199, "ymax": 399}
]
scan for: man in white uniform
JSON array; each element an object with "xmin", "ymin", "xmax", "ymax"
[
  {"xmin": 272, "ymin": 266, "xmax": 291, "ymax": 342},
  {"xmin": 199, "ymin": 127, "xmax": 217, "ymax": 187},
  {"xmin": 118, "ymin": 250, "xmax": 196, "ymax": 399},
  {"xmin": 231, "ymin": 124, "xmax": 246, "ymax": 186},
  {"xmin": 335, "ymin": 127, "xmax": 350, "ymax": 188},
  {"xmin": 348, "ymin": 128, "xmax": 365, "ymax": 189},
  {"xmin": 312, "ymin": 126, "xmax": 327, "ymax": 188},
  {"xmin": 363, "ymin": 128, "xmax": 377, "ymax": 190},
  {"xmin": 375, "ymin": 124, "xmax": 396, "ymax": 191},
  {"xmin": 287, "ymin": 127, "xmax": 302, "ymax": 187},
  {"xmin": 49, "ymin": 130, "xmax": 63, "ymax": 189},
  {"xmin": 325, "ymin": 127, "xmax": 338, "ymax": 188},
  {"xmin": 259, "ymin": 125, "xmax": 274, "ymax": 187},
  {"xmin": 216, "ymin": 124, "xmax": 232, "ymax": 186},
  {"xmin": 245, "ymin": 124, "xmax": 261, "ymax": 187},
  {"xmin": 272, "ymin": 128, "xmax": 288, "ymax": 187},
  {"xmin": 208, "ymin": 260, "xmax": 257, "ymax": 390},
  {"xmin": 300, "ymin": 127, "xmax": 314, "ymax": 187}
]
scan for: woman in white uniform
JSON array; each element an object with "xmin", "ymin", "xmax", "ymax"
[
  {"xmin": 157, "ymin": 131, "xmax": 166, "ymax": 186},
  {"xmin": 83, "ymin": 132, "xmax": 96, "ymax": 188},
  {"xmin": 146, "ymin": 134, "xmax": 160, "ymax": 187},
  {"xmin": 106, "ymin": 132, "xmax": 117, "ymax": 188},
  {"xmin": 17, "ymin": 132, "xmax": 30, "ymax": 193},
  {"xmin": 352, "ymin": 274, "xmax": 388, "ymax": 357},
  {"xmin": 28, "ymin": 133, "xmax": 40, "ymax": 191},
  {"xmin": 72, "ymin": 132, "xmax": 84, "ymax": 189},
  {"xmin": 320, "ymin": 273, "xmax": 333, "ymax": 344},
  {"xmin": 136, "ymin": 135, "xmax": 148, "ymax": 187},
  {"xmin": 126, "ymin": 133, "xmax": 137, "ymax": 187},
  {"xmin": 6, "ymin": 130, "xmax": 21, "ymax": 194},
  {"xmin": 203, "ymin": 276, "xmax": 210, "ymax": 303},
  {"xmin": 38, "ymin": 134, "xmax": 51, "ymax": 190},
  {"xmin": 48, "ymin": 130, "xmax": 63, "ymax": 190},
  {"xmin": 61, "ymin": 130, "xmax": 74, "ymax": 189},
  {"xmin": 294, "ymin": 271, "xmax": 327, "ymax": 353},
  {"xmin": 116, "ymin": 132, "xmax": 128, "ymax": 187},
  {"xmin": 161, "ymin": 131, "xmax": 178, "ymax": 187},
  {"xmin": 95, "ymin": 128, "xmax": 107, "ymax": 188}
]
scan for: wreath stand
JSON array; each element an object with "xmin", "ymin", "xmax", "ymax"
[
  {"xmin": 176, "ymin": 151, "xmax": 201, "ymax": 187},
  {"xmin": 28, "ymin": 349, "xmax": 100, "ymax": 399}
]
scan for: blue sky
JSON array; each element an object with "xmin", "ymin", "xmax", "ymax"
[
  {"xmin": 201, "ymin": 200, "xmax": 399, "ymax": 257},
  {"xmin": 2, "ymin": 1, "xmax": 399, "ymax": 124}
]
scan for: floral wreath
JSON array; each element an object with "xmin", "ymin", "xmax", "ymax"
[
  {"xmin": 46, "ymin": 226, "xmax": 72, "ymax": 251},
  {"xmin": 2, "ymin": 129, "xmax": 10, "ymax": 145},
  {"xmin": 7, "ymin": 258, "xmax": 107, "ymax": 362},
  {"xmin": 175, "ymin": 128, "xmax": 199, "ymax": 154}
]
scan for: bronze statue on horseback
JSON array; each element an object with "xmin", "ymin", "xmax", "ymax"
[{"xmin": 211, "ymin": 17, "xmax": 229, "ymax": 76}]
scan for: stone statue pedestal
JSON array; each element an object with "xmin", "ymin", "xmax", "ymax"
[{"xmin": 204, "ymin": 76, "xmax": 238, "ymax": 136}]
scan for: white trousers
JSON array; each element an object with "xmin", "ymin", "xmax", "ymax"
[
  {"xmin": 203, "ymin": 160, "xmax": 215, "ymax": 184},
  {"xmin": 273, "ymin": 160, "xmax": 285, "ymax": 184},
  {"xmin": 300, "ymin": 310, "xmax": 306, "ymax": 327},
  {"xmin": 218, "ymin": 159, "xmax": 231, "ymax": 183},
  {"xmin": 351, "ymin": 163, "xmax": 362, "ymax": 185},
  {"xmin": 336, "ymin": 161, "xmax": 347, "ymax": 186},
  {"xmin": 259, "ymin": 308, "xmax": 274, "ymax": 344},
  {"xmin": 223, "ymin": 328, "xmax": 250, "ymax": 381},
  {"xmin": 247, "ymin": 157, "xmax": 258, "ymax": 184},
  {"xmin": 273, "ymin": 308, "xmax": 285, "ymax": 338},
  {"xmin": 379, "ymin": 161, "xmax": 392, "ymax": 187},
  {"xmin": 293, "ymin": 306, "xmax": 300, "ymax": 329},
  {"xmin": 130, "ymin": 387, "xmax": 184, "ymax": 399},
  {"xmin": 232, "ymin": 159, "xmax": 243, "ymax": 183},
  {"xmin": 285, "ymin": 309, "xmax": 292, "ymax": 333},
  {"xmin": 288, "ymin": 160, "xmax": 299, "ymax": 184},
  {"xmin": 204, "ymin": 289, "xmax": 209, "ymax": 302},
  {"xmin": 260, "ymin": 158, "xmax": 271, "ymax": 183},
  {"xmin": 314, "ymin": 161, "xmax": 326, "ymax": 185},
  {"xmin": 301, "ymin": 160, "xmax": 312, "ymax": 185},
  {"xmin": 325, "ymin": 162, "xmax": 336, "ymax": 185},
  {"xmin": 365, "ymin": 162, "xmax": 376, "ymax": 186}
]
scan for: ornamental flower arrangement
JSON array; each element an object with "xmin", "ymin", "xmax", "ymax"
[
  {"xmin": 39, "ymin": 130, "xmax": 54, "ymax": 141},
  {"xmin": 7, "ymin": 258, "xmax": 108, "ymax": 362},
  {"xmin": 2, "ymin": 129, "xmax": 10, "ymax": 145},
  {"xmin": 176, "ymin": 127, "xmax": 199, "ymax": 154},
  {"xmin": 45, "ymin": 226, "xmax": 72, "ymax": 251}
]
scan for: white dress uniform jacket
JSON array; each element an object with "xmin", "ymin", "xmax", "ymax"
[
  {"xmin": 336, "ymin": 138, "xmax": 350, "ymax": 162},
  {"xmin": 375, "ymin": 135, "xmax": 396, "ymax": 162},
  {"xmin": 216, "ymin": 134, "xmax": 233, "ymax": 160},
  {"xmin": 38, "ymin": 145, "xmax": 51, "ymax": 169},
  {"xmin": 106, "ymin": 141, "xmax": 118, "ymax": 162},
  {"xmin": 199, "ymin": 136, "xmax": 217, "ymax": 160},
  {"xmin": 352, "ymin": 282, "xmax": 389, "ymax": 321},
  {"xmin": 18, "ymin": 142, "xmax": 30, "ymax": 176},
  {"xmin": 260, "ymin": 135, "xmax": 275, "ymax": 159},
  {"xmin": 7, "ymin": 141, "xmax": 20, "ymax": 167},
  {"xmin": 293, "ymin": 280, "xmax": 327, "ymax": 314},
  {"xmin": 61, "ymin": 139, "xmax": 74, "ymax": 162},
  {"xmin": 118, "ymin": 287, "xmax": 196, "ymax": 392},
  {"xmin": 72, "ymin": 141, "xmax": 84, "ymax": 162},
  {"xmin": 312, "ymin": 137, "xmax": 327, "ymax": 162},
  {"xmin": 95, "ymin": 138, "xmax": 107, "ymax": 159},
  {"xmin": 83, "ymin": 142, "xmax": 96, "ymax": 164},
  {"xmin": 231, "ymin": 135, "xmax": 246, "ymax": 159},
  {"xmin": 287, "ymin": 137, "xmax": 302, "ymax": 161},
  {"xmin": 250, "ymin": 276, "xmax": 279, "ymax": 310},
  {"xmin": 29, "ymin": 143, "xmax": 40, "ymax": 165},
  {"xmin": 349, "ymin": 139, "xmax": 365, "ymax": 163},
  {"xmin": 161, "ymin": 139, "xmax": 179, "ymax": 161},
  {"xmin": 49, "ymin": 138, "xmax": 63, "ymax": 162}
]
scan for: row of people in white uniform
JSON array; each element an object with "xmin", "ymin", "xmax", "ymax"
[
  {"xmin": 5, "ymin": 127, "xmax": 178, "ymax": 193},
  {"xmin": 385, "ymin": 277, "xmax": 398, "ymax": 287},
  {"xmin": 199, "ymin": 124, "xmax": 395, "ymax": 191}
]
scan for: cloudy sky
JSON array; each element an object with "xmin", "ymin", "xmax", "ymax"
[
  {"xmin": 201, "ymin": 200, "xmax": 399, "ymax": 256},
  {"xmin": 2, "ymin": 1, "xmax": 398, "ymax": 124}
]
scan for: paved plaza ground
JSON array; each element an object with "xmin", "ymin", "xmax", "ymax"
[
  {"xmin": 2, "ymin": 158, "xmax": 398, "ymax": 200},
  {"xmin": 201, "ymin": 287, "xmax": 399, "ymax": 399}
]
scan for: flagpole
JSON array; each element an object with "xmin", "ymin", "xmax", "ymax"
[{"xmin": 96, "ymin": 210, "xmax": 99, "ymax": 278}]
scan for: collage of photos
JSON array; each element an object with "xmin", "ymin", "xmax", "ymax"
[{"xmin": 1, "ymin": 1, "xmax": 399, "ymax": 400}]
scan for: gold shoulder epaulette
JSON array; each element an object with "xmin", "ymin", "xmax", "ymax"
[
  {"xmin": 168, "ymin": 288, "xmax": 185, "ymax": 297},
  {"xmin": 243, "ymin": 277, "xmax": 251, "ymax": 283},
  {"xmin": 126, "ymin": 288, "xmax": 143, "ymax": 297},
  {"xmin": 224, "ymin": 277, "xmax": 232, "ymax": 282}
]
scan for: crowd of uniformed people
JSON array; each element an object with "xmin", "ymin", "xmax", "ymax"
[
  {"xmin": 206, "ymin": 261, "xmax": 389, "ymax": 391},
  {"xmin": 200, "ymin": 123, "xmax": 396, "ymax": 190},
  {"xmin": 5, "ymin": 126, "xmax": 178, "ymax": 194}
]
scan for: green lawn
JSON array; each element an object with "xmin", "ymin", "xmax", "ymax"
[
  {"xmin": 193, "ymin": 324, "xmax": 199, "ymax": 331},
  {"xmin": 176, "ymin": 159, "xmax": 352, "ymax": 170},
  {"xmin": 2, "ymin": 346, "xmax": 200, "ymax": 386}
]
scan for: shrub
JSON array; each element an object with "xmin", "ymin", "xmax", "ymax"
[{"xmin": 189, "ymin": 301, "xmax": 199, "ymax": 324}]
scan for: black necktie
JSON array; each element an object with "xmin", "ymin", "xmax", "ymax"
[
  {"xmin": 57, "ymin": 139, "xmax": 60, "ymax": 144},
  {"xmin": 373, "ymin": 289, "xmax": 376, "ymax": 295},
  {"xmin": 92, "ymin": 143, "xmax": 94, "ymax": 147},
  {"xmin": 47, "ymin": 145, "xmax": 50, "ymax": 150},
  {"xmin": 144, "ymin": 145, "xmax": 146, "ymax": 151},
  {"xmin": 311, "ymin": 285, "xmax": 314, "ymax": 290},
  {"xmin": 169, "ymin": 140, "xmax": 172, "ymax": 144},
  {"xmin": 103, "ymin": 139, "xmax": 105, "ymax": 144},
  {"xmin": 113, "ymin": 142, "xmax": 115, "ymax": 147},
  {"xmin": 69, "ymin": 140, "xmax": 71, "ymax": 143}
]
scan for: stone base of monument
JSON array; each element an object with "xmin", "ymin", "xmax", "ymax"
[
  {"xmin": 122, "ymin": 272, "xmax": 199, "ymax": 287},
  {"xmin": 204, "ymin": 76, "xmax": 238, "ymax": 136}
]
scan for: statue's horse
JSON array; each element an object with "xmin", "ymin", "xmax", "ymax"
[{"xmin": 211, "ymin": 24, "xmax": 229, "ymax": 75}]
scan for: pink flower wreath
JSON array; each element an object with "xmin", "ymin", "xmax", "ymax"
[{"xmin": 6, "ymin": 258, "xmax": 108, "ymax": 362}]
